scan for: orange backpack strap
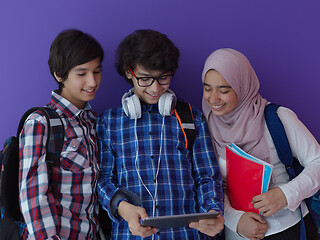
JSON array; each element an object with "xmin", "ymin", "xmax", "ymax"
[{"xmin": 174, "ymin": 99, "xmax": 195, "ymax": 152}]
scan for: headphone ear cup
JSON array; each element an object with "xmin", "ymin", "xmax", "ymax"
[
  {"xmin": 158, "ymin": 90, "xmax": 177, "ymax": 116},
  {"xmin": 122, "ymin": 92, "xmax": 142, "ymax": 119}
]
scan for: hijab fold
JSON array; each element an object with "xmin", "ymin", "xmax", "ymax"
[{"xmin": 202, "ymin": 48, "xmax": 269, "ymax": 162}]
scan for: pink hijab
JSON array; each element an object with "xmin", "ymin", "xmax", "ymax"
[{"xmin": 202, "ymin": 48, "xmax": 269, "ymax": 161}]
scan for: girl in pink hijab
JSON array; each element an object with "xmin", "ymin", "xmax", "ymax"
[{"xmin": 202, "ymin": 48, "xmax": 320, "ymax": 240}]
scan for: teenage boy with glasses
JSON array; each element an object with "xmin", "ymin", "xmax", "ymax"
[{"xmin": 97, "ymin": 29, "xmax": 224, "ymax": 240}]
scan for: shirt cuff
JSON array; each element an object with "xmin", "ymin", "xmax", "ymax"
[
  {"xmin": 224, "ymin": 196, "xmax": 245, "ymax": 233},
  {"xmin": 110, "ymin": 188, "xmax": 141, "ymax": 218},
  {"xmin": 278, "ymin": 184, "xmax": 299, "ymax": 211}
]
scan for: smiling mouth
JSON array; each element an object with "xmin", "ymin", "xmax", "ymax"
[
  {"xmin": 211, "ymin": 104, "xmax": 225, "ymax": 110},
  {"xmin": 145, "ymin": 91, "xmax": 161, "ymax": 97},
  {"xmin": 83, "ymin": 89, "xmax": 95, "ymax": 93}
]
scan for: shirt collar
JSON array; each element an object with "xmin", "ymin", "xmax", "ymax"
[
  {"xmin": 50, "ymin": 91, "xmax": 93, "ymax": 119},
  {"xmin": 126, "ymin": 89, "xmax": 159, "ymax": 113},
  {"xmin": 141, "ymin": 101, "xmax": 158, "ymax": 112}
]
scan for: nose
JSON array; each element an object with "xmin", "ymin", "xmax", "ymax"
[
  {"xmin": 87, "ymin": 72, "xmax": 99, "ymax": 87},
  {"xmin": 208, "ymin": 90, "xmax": 220, "ymax": 103},
  {"xmin": 148, "ymin": 78, "xmax": 162, "ymax": 92}
]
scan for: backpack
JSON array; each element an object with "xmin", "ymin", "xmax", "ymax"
[
  {"xmin": 0, "ymin": 107, "xmax": 64, "ymax": 240},
  {"xmin": 265, "ymin": 103, "xmax": 320, "ymax": 239}
]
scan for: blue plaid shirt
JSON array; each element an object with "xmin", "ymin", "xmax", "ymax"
[{"xmin": 97, "ymin": 100, "xmax": 223, "ymax": 240}]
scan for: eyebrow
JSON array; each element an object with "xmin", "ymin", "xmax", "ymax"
[
  {"xmin": 75, "ymin": 65, "xmax": 102, "ymax": 72},
  {"xmin": 137, "ymin": 72, "xmax": 152, "ymax": 77},
  {"xmin": 137, "ymin": 71, "xmax": 167, "ymax": 77},
  {"xmin": 203, "ymin": 83, "xmax": 232, "ymax": 89},
  {"xmin": 218, "ymin": 86, "xmax": 232, "ymax": 89}
]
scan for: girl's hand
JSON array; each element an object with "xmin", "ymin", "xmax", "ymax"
[
  {"xmin": 237, "ymin": 212, "xmax": 268, "ymax": 240},
  {"xmin": 252, "ymin": 187, "xmax": 287, "ymax": 217}
]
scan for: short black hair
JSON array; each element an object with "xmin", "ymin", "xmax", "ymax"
[
  {"xmin": 48, "ymin": 29, "xmax": 104, "ymax": 92},
  {"xmin": 115, "ymin": 29, "xmax": 180, "ymax": 85}
]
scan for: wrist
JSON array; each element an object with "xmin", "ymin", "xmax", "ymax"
[{"xmin": 117, "ymin": 199, "xmax": 129, "ymax": 218}]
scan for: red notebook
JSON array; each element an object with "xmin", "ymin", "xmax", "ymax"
[{"xmin": 226, "ymin": 143, "xmax": 273, "ymax": 214}]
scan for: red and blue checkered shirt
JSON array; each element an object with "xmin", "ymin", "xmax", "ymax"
[{"xmin": 19, "ymin": 91, "xmax": 100, "ymax": 240}]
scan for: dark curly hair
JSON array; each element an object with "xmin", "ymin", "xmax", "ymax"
[
  {"xmin": 115, "ymin": 29, "xmax": 180, "ymax": 85},
  {"xmin": 48, "ymin": 29, "xmax": 104, "ymax": 92}
]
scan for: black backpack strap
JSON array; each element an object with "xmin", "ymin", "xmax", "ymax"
[
  {"xmin": 17, "ymin": 107, "xmax": 64, "ymax": 172},
  {"xmin": 41, "ymin": 107, "xmax": 64, "ymax": 168},
  {"xmin": 174, "ymin": 99, "xmax": 196, "ymax": 152}
]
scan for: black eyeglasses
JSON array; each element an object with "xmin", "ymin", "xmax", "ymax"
[{"xmin": 128, "ymin": 67, "xmax": 174, "ymax": 87}]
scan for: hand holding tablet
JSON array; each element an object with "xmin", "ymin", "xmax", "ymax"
[{"xmin": 141, "ymin": 211, "xmax": 219, "ymax": 229}]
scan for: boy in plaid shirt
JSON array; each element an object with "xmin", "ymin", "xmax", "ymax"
[
  {"xmin": 97, "ymin": 29, "xmax": 224, "ymax": 240},
  {"xmin": 19, "ymin": 29, "xmax": 104, "ymax": 239}
]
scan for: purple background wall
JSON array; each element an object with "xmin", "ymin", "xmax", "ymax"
[{"xmin": 1, "ymin": 0, "xmax": 319, "ymax": 147}]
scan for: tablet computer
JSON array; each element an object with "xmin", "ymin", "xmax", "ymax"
[{"xmin": 141, "ymin": 211, "xmax": 219, "ymax": 229}]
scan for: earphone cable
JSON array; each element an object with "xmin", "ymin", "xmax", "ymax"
[
  {"xmin": 134, "ymin": 116, "xmax": 165, "ymax": 218},
  {"xmin": 153, "ymin": 116, "xmax": 165, "ymax": 202},
  {"xmin": 134, "ymin": 118, "xmax": 156, "ymax": 216}
]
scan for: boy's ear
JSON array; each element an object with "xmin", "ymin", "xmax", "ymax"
[
  {"xmin": 125, "ymin": 69, "xmax": 132, "ymax": 80},
  {"xmin": 54, "ymin": 72, "xmax": 62, "ymax": 82}
]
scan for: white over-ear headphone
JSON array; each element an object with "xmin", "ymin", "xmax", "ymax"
[{"xmin": 122, "ymin": 88, "xmax": 177, "ymax": 119}]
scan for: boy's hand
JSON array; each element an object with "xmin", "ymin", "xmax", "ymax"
[
  {"xmin": 118, "ymin": 201, "xmax": 158, "ymax": 237},
  {"xmin": 237, "ymin": 212, "xmax": 268, "ymax": 240},
  {"xmin": 252, "ymin": 187, "xmax": 287, "ymax": 217},
  {"xmin": 189, "ymin": 211, "xmax": 224, "ymax": 237}
]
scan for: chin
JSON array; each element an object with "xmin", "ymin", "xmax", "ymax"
[
  {"xmin": 144, "ymin": 97, "xmax": 160, "ymax": 105},
  {"xmin": 212, "ymin": 110, "xmax": 226, "ymax": 117}
]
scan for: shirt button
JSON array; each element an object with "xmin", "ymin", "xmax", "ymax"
[
  {"xmin": 157, "ymin": 231, "xmax": 160, "ymax": 235},
  {"xmin": 153, "ymin": 179, "xmax": 156, "ymax": 183},
  {"xmin": 149, "ymin": 132, "xmax": 152, "ymax": 135},
  {"xmin": 156, "ymin": 205, "xmax": 159, "ymax": 209},
  {"xmin": 151, "ymin": 155, "xmax": 154, "ymax": 159}
]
